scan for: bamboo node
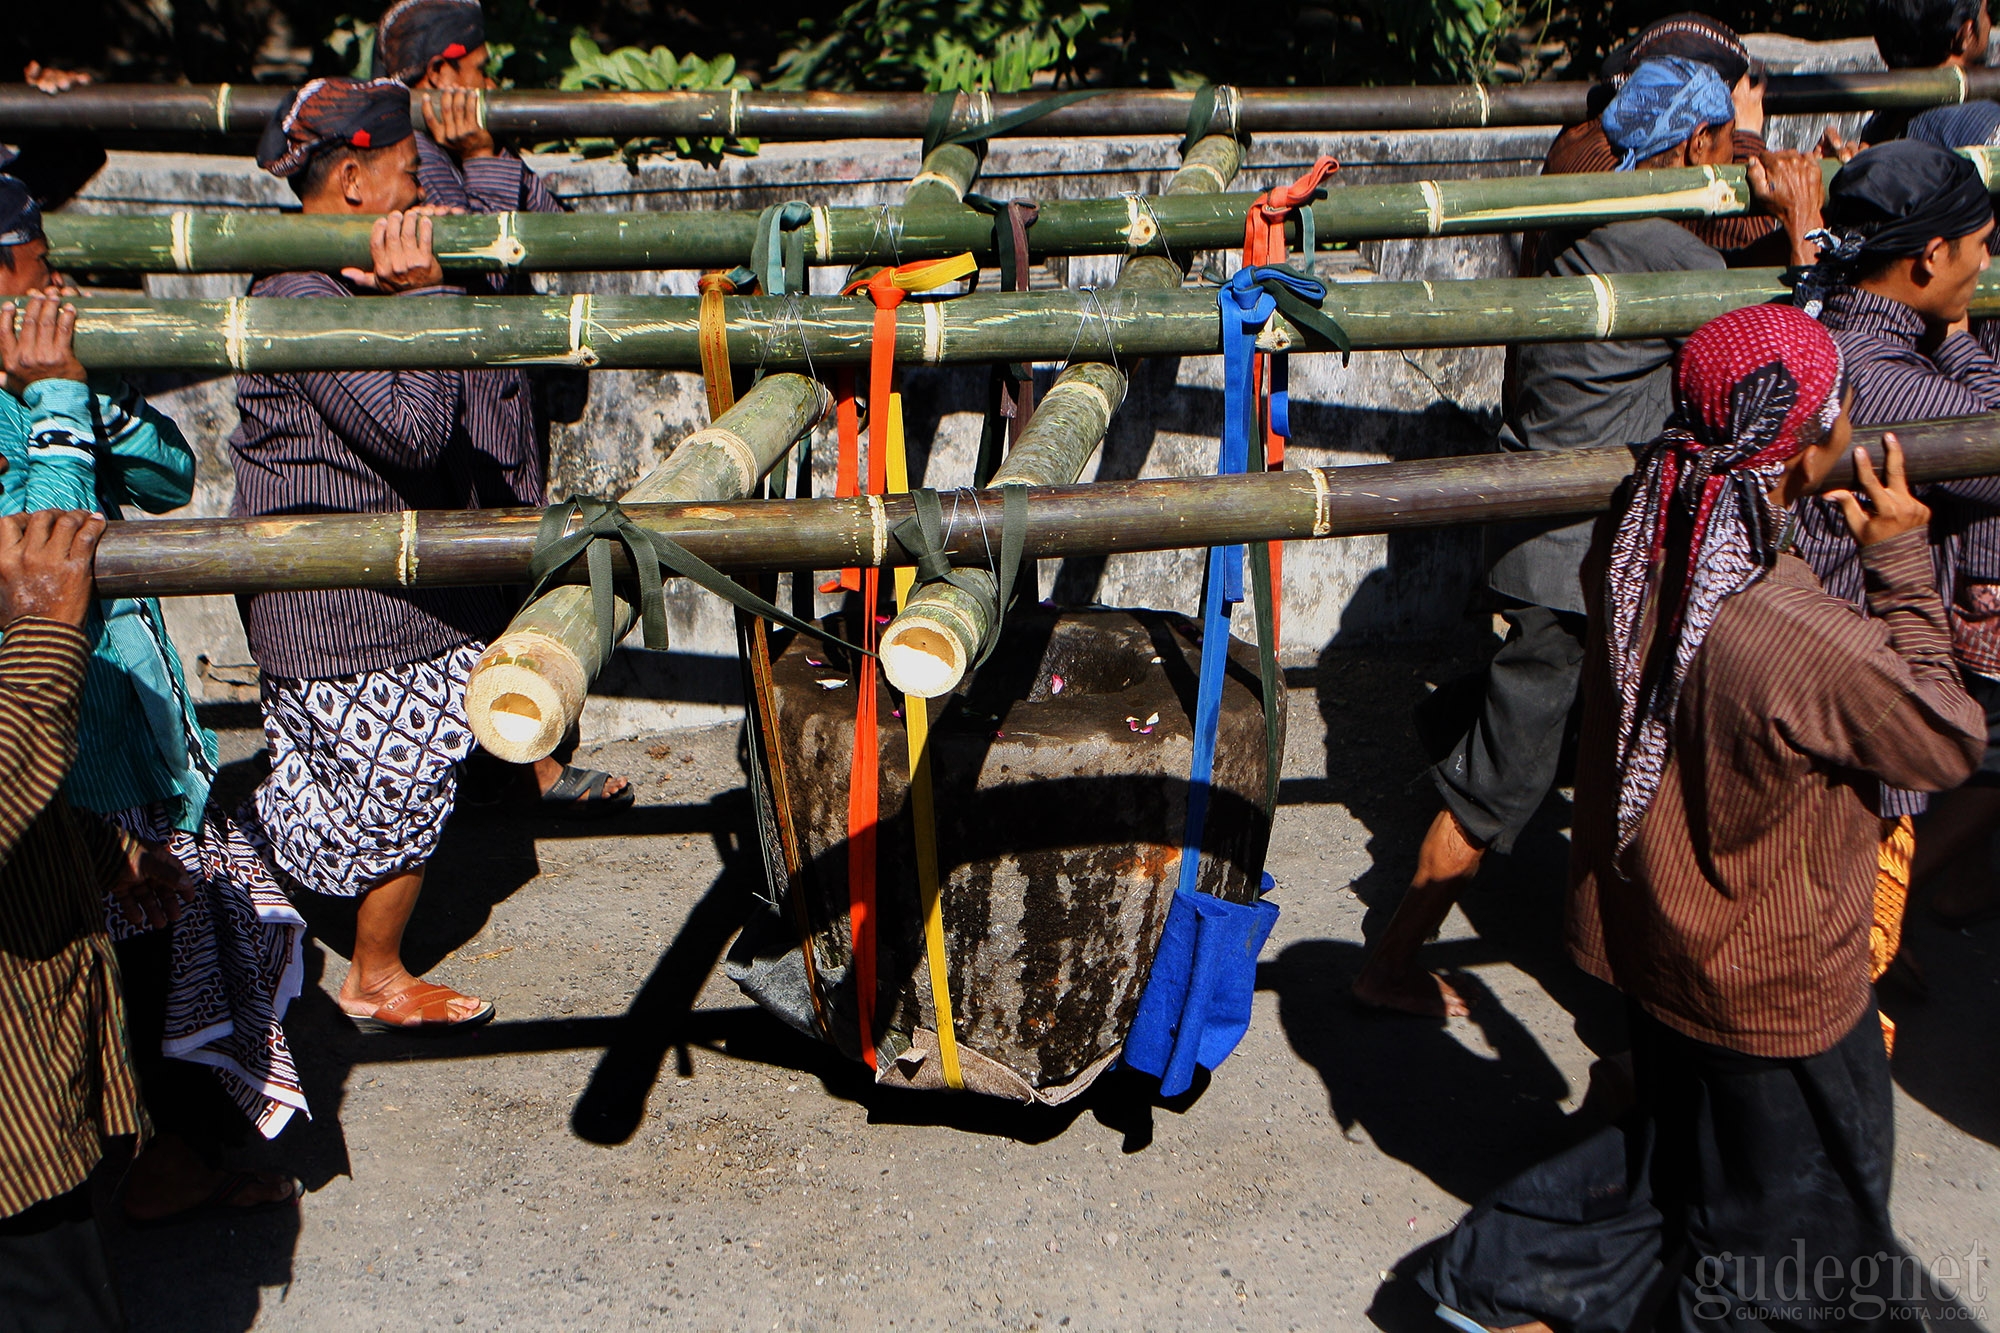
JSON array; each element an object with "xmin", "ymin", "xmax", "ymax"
[
  {"xmin": 682, "ymin": 425, "xmax": 761, "ymax": 494},
  {"xmin": 565, "ymin": 293, "xmax": 599, "ymax": 367},
  {"xmin": 1177, "ymin": 159, "xmax": 1230, "ymax": 192},
  {"xmin": 222, "ymin": 297, "xmax": 248, "ymax": 371},
  {"xmin": 868, "ymin": 494, "xmax": 888, "ymax": 568},
  {"xmin": 214, "ymin": 83, "xmax": 231, "ymax": 133},
  {"xmin": 1418, "ymin": 181, "xmax": 1444, "ymax": 237},
  {"xmin": 169, "ymin": 212, "xmax": 193, "ymax": 272},
  {"xmin": 922, "ymin": 301, "xmax": 945, "ymax": 364},
  {"xmin": 1955, "ymin": 65, "xmax": 1969, "ymax": 103},
  {"xmin": 910, "ymin": 171, "xmax": 966, "ymax": 201},
  {"xmin": 1586, "ymin": 273, "xmax": 1617, "ymax": 339},
  {"xmin": 1474, "ymin": 82, "xmax": 1491, "ymax": 126},
  {"xmin": 461, "ymin": 213, "xmax": 526, "ymax": 268},
  {"xmin": 1125, "ymin": 195, "xmax": 1158, "ymax": 251},
  {"xmin": 1045, "ymin": 375, "xmax": 1115, "ymax": 425},
  {"xmin": 397, "ymin": 510, "xmax": 419, "ymax": 586},
  {"xmin": 811, "ymin": 205, "xmax": 832, "ymax": 263},
  {"xmin": 1309, "ymin": 467, "xmax": 1333, "ymax": 536},
  {"xmin": 728, "ymin": 87, "xmax": 742, "ymax": 138}
]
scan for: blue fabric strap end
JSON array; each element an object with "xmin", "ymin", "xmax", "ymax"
[{"xmin": 1125, "ymin": 885, "xmax": 1280, "ymax": 1097}]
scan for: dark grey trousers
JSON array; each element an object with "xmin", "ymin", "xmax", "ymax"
[
  {"xmin": 0, "ymin": 1183, "xmax": 123, "ymax": 1333},
  {"xmin": 1430, "ymin": 603, "xmax": 1587, "ymax": 854}
]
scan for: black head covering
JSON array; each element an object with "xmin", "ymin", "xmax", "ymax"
[
  {"xmin": 0, "ymin": 175, "xmax": 42, "ymax": 248},
  {"xmin": 1823, "ymin": 139, "xmax": 1994, "ymax": 257},
  {"xmin": 256, "ymin": 77, "xmax": 415, "ymax": 179},
  {"xmin": 1602, "ymin": 12, "xmax": 1753, "ymax": 87},
  {"xmin": 372, "ymin": 0, "xmax": 486, "ymax": 83}
]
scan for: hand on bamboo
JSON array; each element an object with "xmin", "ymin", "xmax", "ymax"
[
  {"xmin": 1827, "ymin": 434, "xmax": 1931, "ymax": 547},
  {"xmin": 344, "ymin": 212, "xmax": 444, "ymax": 294},
  {"xmin": 0, "ymin": 509, "xmax": 105, "ymax": 630},
  {"xmin": 23, "ymin": 61, "xmax": 92, "ymax": 93},
  {"xmin": 107, "ymin": 835, "xmax": 197, "ymax": 929},
  {"xmin": 1748, "ymin": 150, "xmax": 1826, "ymax": 267},
  {"xmin": 422, "ymin": 88, "xmax": 496, "ymax": 160},
  {"xmin": 0, "ymin": 291, "xmax": 87, "ymax": 393},
  {"xmin": 1731, "ymin": 69, "xmax": 1766, "ymax": 137},
  {"xmin": 1819, "ymin": 125, "xmax": 1860, "ymax": 163}
]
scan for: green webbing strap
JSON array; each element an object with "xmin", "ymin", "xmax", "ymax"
[
  {"xmin": 1180, "ymin": 84, "xmax": 1219, "ymax": 157},
  {"xmin": 751, "ymin": 201, "xmax": 814, "ymax": 299},
  {"xmin": 889, "ymin": 484, "xmax": 1029, "ymax": 669},
  {"xmin": 1255, "ymin": 264, "xmax": 1352, "ymax": 365},
  {"xmin": 924, "ymin": 87, "xmax": 1119, "ymax": 157},
  {"xmin": 524, "ymin": 497, "xmax": 872, "ymax": 669},
  {"xmin": 1246, "ymin": 539, "xmax": 1281, "ymax": 816},
  {"xmin": 1179, "ymin": 84, "xmax": 1250, "ymax": 156}
]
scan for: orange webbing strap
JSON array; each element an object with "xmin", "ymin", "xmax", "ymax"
[
  {"xmin": 821, "ymin": 370, "xmax": 864, "ymax": 595},
  {"xmin": 884, "ymin": 395, "xmax": 964, "ymax": 1089},
  {"xmin": 698, "ymin": 271, "xmax": 737, "ymax": 420},
  {"xmin": 1240, "ymin": 156, "xmax": 1338, "ymax": 650},
  {"xmin": 840, "ymin": 253, "xmax": 976, "ymax": 1071}
]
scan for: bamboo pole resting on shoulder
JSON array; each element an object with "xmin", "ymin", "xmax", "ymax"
[
  {"xmin": 876, "ymin": 132, "xmax": 1241, "ymax": 698},
  {"xmin": 466, "ymin": 373, "xmax": 831, "ymax": 762}
]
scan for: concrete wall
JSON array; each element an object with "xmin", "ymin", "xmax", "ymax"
[{"xmin": 57, "ymin": 36, "xmax": 1873, "ymax": 735}]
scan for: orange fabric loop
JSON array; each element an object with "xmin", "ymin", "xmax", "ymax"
[
  {"xmin": 1238, "ymin": 157, "xmax": 1337, "ymax": 650},
  {"xmin": 697, "ymin": 271, "xmax": 738, "ymax": 421},
  {"xmin": 1241, "ymin": 155, "xmax": 1339, "ymax": 269}
]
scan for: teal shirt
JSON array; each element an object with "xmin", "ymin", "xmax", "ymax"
[{"xmin": 0, "ymin": 376, "xmax": 217, "ymax": 830}]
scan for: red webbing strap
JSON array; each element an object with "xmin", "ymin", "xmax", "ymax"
[
  {"xmin": 697, "ymin": 271, "xmax": 738, "ymax": 421},
  {"xmin": 1240, "ymin": 155, "xmax": 1338, "ymax": 651}
]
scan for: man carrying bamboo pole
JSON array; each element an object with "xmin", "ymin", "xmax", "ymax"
[
  {"xmin": 231, "ymin": 77, "xmax": 500, "ymax": 1031},
  {"xmin": 1421, "ymin": 303, "xmax": 1983, "ymax": 1333},
  {"xmin": 1793, "ymin": 139, "xmax": 2000, "ymax": 937},
  {"xmin": 1353, "ymin": 55, "xmax": 1827, "ymax": 1018},
  {"xmin": 1863, "ymin": 0, "xmax": 1994, "ymax": 146},
  {"xmin": 1528, "ymin": 13, "xmax": 1784, "ymax": 269},
  {"xmin": 373, "ymin": 0, "xmax": 627, "ymax": 812}
]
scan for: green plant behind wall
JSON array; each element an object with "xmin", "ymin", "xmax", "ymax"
[
  {"xmin": 769, "ymin": 0, "xmax": 1101, "ymax": 92},
  {"xmin": 552, "ymin": 34, "xmax": 761, "ymax": 167}
]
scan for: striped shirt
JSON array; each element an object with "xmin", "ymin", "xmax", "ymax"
[
  {"xmin": 0, "ymin": 618, "xmax": 146, "ymax": 1219},
  {"xmin": 228, "ymin": 270, "xmax": 509, "ymax": 680},
  {"xmin": 415, "ymin": 131, "xmax": 559, "ymax": 508},
  {"xmin": 1569, "ymin": 530, "xmax": 1984, "ymax": 1058}
]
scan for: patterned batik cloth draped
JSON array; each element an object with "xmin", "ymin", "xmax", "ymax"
[{"xmin": 1603, "ymin": 303, "xmax": 1844, "ymax": 850}]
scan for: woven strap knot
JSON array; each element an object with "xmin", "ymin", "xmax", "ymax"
[
  {"xmin": 889, "ymin": 484, "xmax": 1028, "ymax": 670},
  {"xmin": 523, "ymin": 495, "xmax": 869, "ymax": 673}
]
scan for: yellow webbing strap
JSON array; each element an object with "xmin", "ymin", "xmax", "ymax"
[{"xmin": 884, "ymin": 394, "xmax": 964, "ymax": 1089}]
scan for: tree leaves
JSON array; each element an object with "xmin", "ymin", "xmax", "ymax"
[{"xmin": 551, "ymin": 35, "xmax": 760, "ymax": 168}]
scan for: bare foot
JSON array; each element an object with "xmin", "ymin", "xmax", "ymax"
[
  {"xmin": 532, "ymin": 754, "xmax": 628, "ymax": 801},
  {"xmin": 120, "ymin": 1132, "xmax": 296, "ymax": 1224},
  {"xmin": 1351, "ymin": 966, "xmax": 1470, "ymax": 1018},
  {"xmin": 339, "ymin": 965, "xmax": 487, "ymax": 1025}
]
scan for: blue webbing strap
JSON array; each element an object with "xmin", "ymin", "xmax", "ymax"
[{"xmin": 1178, "ymin": 271, "xmax": 1277, "ymax": 895}]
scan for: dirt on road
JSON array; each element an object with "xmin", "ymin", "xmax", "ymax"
[{"xmin": 104, "ymin": 647, "xmax": 2000, "ymax": 1331}]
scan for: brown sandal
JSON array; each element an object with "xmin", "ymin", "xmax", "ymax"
[{"xmin": 340, "ymin": 981, "xmax": 494, "ymax": 1033}]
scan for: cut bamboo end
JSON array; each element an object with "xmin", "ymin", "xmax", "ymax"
[
  {"xmin": 880, "ymin": 581, "xmax": 987, "ymax": 698},
  {"xmin": 466, "ymin": 630, "xmax": 589, "ymax": 763}
]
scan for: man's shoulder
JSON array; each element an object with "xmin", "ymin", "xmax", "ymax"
[
  {"xmin": 1559, "ymin": 218, "xmax": 1724, "ymax": 278},
  {"xmin": 1703, "ymin": 560, "xmax": 1874, "ymax": 674}
]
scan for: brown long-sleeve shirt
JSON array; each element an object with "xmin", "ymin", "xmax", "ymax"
[
  {"xmin": 1568, "ymin": 529, "xmax": 1984, "ymax": 1058},
  {"xmin": 0, "ymin": 618, "xmax": 145, "ymax": 1219}
]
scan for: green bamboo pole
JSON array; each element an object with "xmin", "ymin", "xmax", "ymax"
[
  {"xmin": 88, "ymin": 414, "xmax": 2000, "ymax": 600},
  {"xmin": 463, "ymin": 373, "xmax": 829, "ymax": 761},
  {"xmin": 54, "ymin": 152, "xmax": 2000, "ymax": 275},
  {"xmin": 877, "ymin": 133, "xmax": 1242, "ymax": 697},
  {"xmin": 7, "ymin": 70, "xmax": 1997, "ymax": 140},
  {"xmin": 454, "ymin": 104, "xmax": 990, "ymax": 765},
  {"xmin": 72, "ymin": 265, "xmax": 1989, "ymax": 370}
]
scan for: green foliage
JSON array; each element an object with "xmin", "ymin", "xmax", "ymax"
[
  {"xmin": 769, "ymin": 0, "xmax": 1102, "ymax": 93},
  {"xmin": 552, "ymin": 35, "xmax": 761, "ymax": 167},
  {"xmin": 318, "ymin": 14, "xmax": 377, "ymax": 79},
  {"xmin": 482, "ymin": 0, "xmax": 571, "ymax": 88}
]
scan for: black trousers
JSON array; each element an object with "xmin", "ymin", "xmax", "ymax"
[
  {"xmin": 1428, "ymin": 604, "xmax": 1587, "ymax": 855},
  {"xmin": 1422, "ymin": 1006, "xmax": 1916, "ymax": 1332},
  {"xmin": 0, "ymin": 1184, "xmax": 123, "ymax": 1333}
]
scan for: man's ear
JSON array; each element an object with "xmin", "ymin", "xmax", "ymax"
[
  {"xmin": 1914, "ymin": 234, "xmax": 1953, "ymax": 283},
  {"xmin": 1957, "ymin": 16, "xmax": 1983, "ymax": 57},
  {"xmin": 339, "ymin": 155, "xmax": 365, "ymax": 208}
]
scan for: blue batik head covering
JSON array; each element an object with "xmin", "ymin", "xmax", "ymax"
[
  {"xmin": 1602, "ymin": 57, "xmax": 1738, "ymax": 171},
  {"xmin": 1908, "ymin": 100, "xmax": 2000, "ymax": 149}
]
